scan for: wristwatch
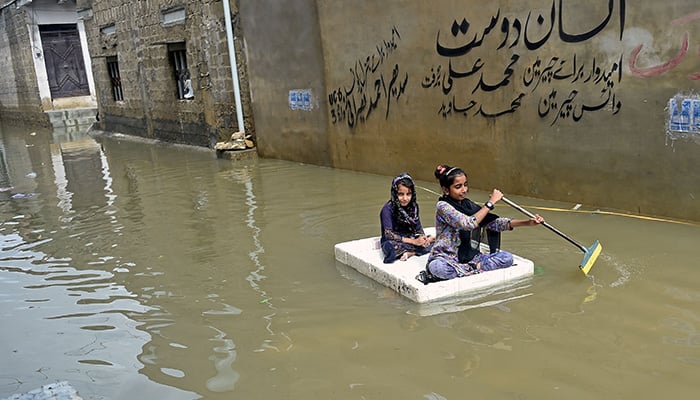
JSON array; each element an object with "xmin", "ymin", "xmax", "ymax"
[{"xmin": 484, "ymin": 201, "xmax": 494, "ymax": 210}]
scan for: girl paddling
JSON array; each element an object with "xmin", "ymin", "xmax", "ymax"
[{"xmin": 425, "ymin": 164, "xmax": 543, "ymax": 280}]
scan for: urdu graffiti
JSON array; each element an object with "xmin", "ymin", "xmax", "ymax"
[
  {"xmin": 327, "ymin": 26, "xmax": 408, "ymax": 129},
  {"xmin": 422, "ymin": 0, "xmax": 626, "ymax": 125},
  {"xmin": 529, "ymin": 54, "xmax": 623, "ymax": 125}
]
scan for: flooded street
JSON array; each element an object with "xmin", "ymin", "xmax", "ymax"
[{"xmin": 0, "ymin": 124, "xmax": 698, "ymax": 400}]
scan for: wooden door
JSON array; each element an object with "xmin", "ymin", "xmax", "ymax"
[{"xmin": 39, "ymin": 24, "xmax": 90, "ymax": 98}]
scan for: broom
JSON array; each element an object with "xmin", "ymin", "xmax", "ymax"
[{"xmin": 501, "ymin": 197, "xmax": 601, "ymax": 275}]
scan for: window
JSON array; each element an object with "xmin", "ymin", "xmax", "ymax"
[
  {"xmin": 168, "ymin": 42, "xmax": 193, "ymax": 100},
  {"xmin": 161, "ymin": 7, "xmax": 186, "ymax": 26},
  {"xmin": 106, "ymin": 56, "xmax": 123, "ymax": 101}
]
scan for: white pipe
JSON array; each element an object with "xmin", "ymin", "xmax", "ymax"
[{"xmin": 223, "ymin": 0, "xmax": 245, "ymax": 134}]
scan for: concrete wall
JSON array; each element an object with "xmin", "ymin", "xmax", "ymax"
[
  {"xmin": 0, "ymin": 3, "xmax": 50, "ymax": 127},
  {"xmin": 239, "ymin": 0, "xmax": 330, "ymax": 165},
  {"xmin": 239, "ymin": 0, "xmax": 700, "ymax": 222},
  {"xmin": 78, "ymin": 0, "xmax": 254, "ymax": 147}
]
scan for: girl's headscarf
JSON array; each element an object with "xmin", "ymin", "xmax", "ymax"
[{"xmin": 390, "ymin": 173, "xmax": 420, "ymax": 229}]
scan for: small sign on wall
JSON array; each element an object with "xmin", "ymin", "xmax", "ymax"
[
  {"xmin": 289, "ymin": 89, "xmax": 313, "ymax": 111},
  {"xmin": 669, "ymin": 97, "xmax": 700, "ymax": 133}
]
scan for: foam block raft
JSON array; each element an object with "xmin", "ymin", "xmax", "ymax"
[{"xmin": 334, "ymin": 228, "xmax": 535, "ymax": 303}]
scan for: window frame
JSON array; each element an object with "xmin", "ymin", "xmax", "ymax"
[
  {"xmin": 168, "ymin": 42, "xmax": 193, "ymax": 100},
  {"xmin": 106, "ymin": 56, "xmax": 124, "ymax": 101}
]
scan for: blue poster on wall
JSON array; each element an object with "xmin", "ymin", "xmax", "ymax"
[
  {"xmin": 669, "ymin": 98, "xmax": 691, "ymax": 132},
  {"xmin": 289, "ymin": 89, "xmax": 313, "ymax": 111},
  {"xmin": 289, "ymin": 91, "xmax": 298, "ymax": 107},
  {"xmin": 302, "ymin": 91, "xmax": 311, "ymax": 110},
  {"xmin": 693, "ymin": 99, "xmax": 700, "ymax": 133}
]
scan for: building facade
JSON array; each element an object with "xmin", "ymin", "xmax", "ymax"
[
  {"xmin": 3, "ymin": 0, "xmax": 698, "ymax": 221},
  {"xmin": 0, "ymin": 0, "xmax": 97, "ymax": 128},
  {"xmin": 75, "ymin": 0, "xmax": 253, "ymax": 147}
]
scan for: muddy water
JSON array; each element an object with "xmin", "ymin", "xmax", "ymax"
[{"xmin": 0, "ymin": 124, "xmax": 698, "ymax": 400}]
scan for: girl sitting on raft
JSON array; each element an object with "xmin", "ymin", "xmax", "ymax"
[{"xmin": 379, "ymin": 173, "xmax": 435, "ymax": 263}]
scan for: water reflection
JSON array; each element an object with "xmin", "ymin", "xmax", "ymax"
[
  {"xmin": 0, "ymin": 229, "xmax": 192, "ymax": 399},
  {"xmin": 0, "ymin": 125, "xmax": 199, "ymax": 399},
  {"xmin": 206, "ymin": 325, "xmax": 240, "ymax": 392},
  {"xmin": 238, "ymin": 168, "xmax": 283, "ymax": 341},
  {"xmin": 54, "ymin": 139, "xmax": 110, "ymax": 211},
  {"xmin": 335, "ymin": 258, "xmax": 536, "ymax": 317}
]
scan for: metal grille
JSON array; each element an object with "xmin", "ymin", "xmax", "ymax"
[
  {"xmin": 168, "ymin": 43, "xmax": 192, "ymax": 100},
  {"xmin": 106, "ymin": 56, "xmax": 123, "ymax": 101}
]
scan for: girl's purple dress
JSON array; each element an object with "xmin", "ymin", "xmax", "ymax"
[
  {"xmin": 427, "ymin": 201, "xmax": 514, "ymax": 280},
  {"xmin": 379, "ymin": 202, "xmax": 431, "ymax": 263}
]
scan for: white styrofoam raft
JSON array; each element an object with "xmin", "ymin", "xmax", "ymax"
[{"xmin": 334, "ymin": 228, "xmax": 534, "ymax": 303}]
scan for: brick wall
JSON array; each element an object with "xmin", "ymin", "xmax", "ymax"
[
  {"xmin": 0, "ymin": 7, "xmax": 50, "ymax": 127},
  {"xmin": 80, "ymin": 0, "xmax": 253, "ymax": 147}
]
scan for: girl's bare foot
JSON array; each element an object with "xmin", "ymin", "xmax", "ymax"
[{"xmin": 400, "ymin": 251, "xmax": 416, "ymax": 261}]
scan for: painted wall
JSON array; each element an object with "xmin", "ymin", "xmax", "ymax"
[
  {"xmin": 239, "ymin": 0, "xmax": 330, "ymax": 165},
  {"xmin": 240, "ymin": 0, "xmax": 700, "ymax": 222}
]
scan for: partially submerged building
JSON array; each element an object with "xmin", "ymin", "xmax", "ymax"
[
  {"xmin": 75, "ymin": 0, "xmax": 253, "ymax": 147},
  {"xmin": 2, "ymin": 0, "xmax": 698, "ymax": 221},
  {"xmin": 0, "ymin": 0, "xmax": 97, "ymax": 130}
]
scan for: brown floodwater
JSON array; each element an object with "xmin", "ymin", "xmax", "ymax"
[{"xmin": 0, "ymin": 123, "xmax": 698, "ymax": 400}]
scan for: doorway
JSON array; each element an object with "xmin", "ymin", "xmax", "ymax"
[{"xmin": 39, "ymin": 24, "xmax": 90, "ymax": 98}]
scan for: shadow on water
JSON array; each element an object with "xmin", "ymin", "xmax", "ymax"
[{"xmin": 0, "ymin": 123, "xmax": 699, "ymax": 399}]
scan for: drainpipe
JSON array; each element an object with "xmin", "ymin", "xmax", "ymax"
[{"xmin": 223, "ymin": 0, "xmax": 245, "ymax": 134}]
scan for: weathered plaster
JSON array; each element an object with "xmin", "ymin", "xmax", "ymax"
[{"xmin": 240, "ymin": 0, "xmax": 700, "ymax": 221}]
